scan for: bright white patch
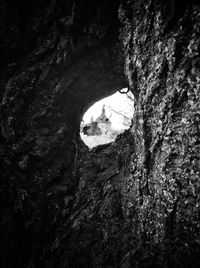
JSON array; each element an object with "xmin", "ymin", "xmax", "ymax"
[
  {"xmin": 80, "ymin": 88, "xmax": 134, "ymax": 148},
  {"xmin": 82, "ymin": 89, "xmax": 134, "ymax": 130}
]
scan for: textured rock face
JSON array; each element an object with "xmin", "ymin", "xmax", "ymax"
[{"xmin": 0, "ymin": 0, "xmax": 200, "ymax": 267}]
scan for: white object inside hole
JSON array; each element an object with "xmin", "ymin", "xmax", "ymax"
[{"xmin": 80, "ymin": 88, "xmax": 134, "ymax": 148}]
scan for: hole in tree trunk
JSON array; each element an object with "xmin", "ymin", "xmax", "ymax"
[{"xmin": 80, "ymin": 88, "xmax": 135, "ymax": 148}]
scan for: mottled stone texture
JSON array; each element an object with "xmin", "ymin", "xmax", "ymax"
[{"xmin": 0, "ymin": 0, "xmax": 200, "ymax": 267}]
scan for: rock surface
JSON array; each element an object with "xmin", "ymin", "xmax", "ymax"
[{"xmin": 0, "ymin": 0, "xmax": 200, "ymax": 267}]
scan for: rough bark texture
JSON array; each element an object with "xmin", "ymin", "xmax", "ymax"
[{"xmin": 0, "ymin": 0, "xmax": 200, "ymax": 267}]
